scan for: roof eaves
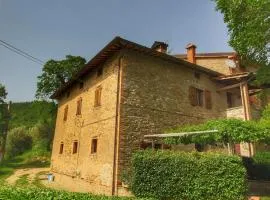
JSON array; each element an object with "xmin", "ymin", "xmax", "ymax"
[{"xmin": 51, "ymin": 37, "xmax": 222, "ymax": 99}]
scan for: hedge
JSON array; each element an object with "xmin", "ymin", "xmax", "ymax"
[
  {"xmin": 131, "ymin": 150, "xmax": 247, "ymax": 200},
  {"xmin": 0, "ymin": 186, "xmax": 146, "ymax": 200}
]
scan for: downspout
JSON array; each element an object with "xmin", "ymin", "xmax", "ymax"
[{"xmin": 112, "ymin": 55, "xmax": 123, "ymax": 196}]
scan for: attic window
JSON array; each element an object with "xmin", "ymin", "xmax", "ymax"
[
  {"xmin": 91, "ymin": 138, "xmax": 98, "ymax": 154},
  {"xmin": 94, "ymin": 86, "xmax": 102, "ymax": 107},
  {"xmin": 63, "ymin": 105, "xmax": 68, "ymax": 121},
  {"xmin": 59, "ymin": 142, "xmax": 64, "ymax": 154},
  {"xmin": 76, "ymin": 98, "xmax": 82, "ymax": 115},
  {"xmin": 66, "ymin": 91, "xmax": 70, "ymax": 98},
  {"xmin": 79, "ymin": 82, "xmax": 84, "ymax": 89},
  {"xmin": 73, "ymin": 141, "xmax": 79, "ymax": 154},
  {"xmin": 97, "ymin": 67, "xmax": 103, "ymax": 77}
]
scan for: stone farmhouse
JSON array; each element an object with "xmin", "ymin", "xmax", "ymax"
[{"xmin": 50, "ymin": 37, "xmax": 261, "ymax": 195}]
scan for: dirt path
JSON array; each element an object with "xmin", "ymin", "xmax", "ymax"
[{"xmin": 6, "ymin": 167, "xmax": 50, "ymax": 185}]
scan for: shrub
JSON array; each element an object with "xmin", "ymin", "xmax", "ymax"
[
  {"xmin": 0, "ymin": 186, "xmax": 142, "ymax": 200},
  {"xmin": 131, "ymin": 150, "xmax": 247, "ymax": 200},
  {"xmin": 5, "ymin": 127, "xmax": 32, "ymax": 158}
]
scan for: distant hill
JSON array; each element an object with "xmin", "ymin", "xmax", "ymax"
[{"xmin": 9, "ymin": 101, "xmax": 57, "ymax": 129}]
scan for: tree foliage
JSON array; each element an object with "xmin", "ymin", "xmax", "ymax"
[
  {"xmin": 213, "ymin": 0, "xmax": 270, "ymax": 84},
  {"xmin": 5, "ymin": 127, "xmax": 32, "ymax": 158},
  {"xmin": 36, "ymin": 55, "xmax": 86, "ymax": 99},
  {"xmin": 9, "ymin": 101, "xmax": 57, "ymax": 129},
  {"xmin": 0, "ymin": 83, "xmax": 7, "ymax": 103},
  {"xmin": 165, "ymin": 119, "xmax": 270, "ymax": 145}
]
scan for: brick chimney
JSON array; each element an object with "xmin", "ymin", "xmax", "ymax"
[
  {"xmin": 151, "ymin": 41, "xmax": 168, "ymax": 53},
  {"xmin": 186, "ymin": 43, "xmax": 197, "ymax": 64}
]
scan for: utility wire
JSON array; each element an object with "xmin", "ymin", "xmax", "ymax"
[{"xmin": 0, "ymin": 40, "xmax": 45, "ymax": 65}]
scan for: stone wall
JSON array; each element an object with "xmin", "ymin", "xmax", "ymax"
[
  {"xmin": 117, "ymin": 50, "xmax": 228, "ymax": 180},
  {"xmin": 50, "ymin": 53, "xmax": 121, "ymax": 195},
  {"xmin": 226, "ymin": 106, "xmax": 245, "ymax": 120}
]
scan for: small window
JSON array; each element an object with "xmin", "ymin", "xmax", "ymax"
[
  {"xmin": 63, "ymin": 105, "xmax": 68, "ymax": 121},
  {"xmin": 59, "ymin": 142, "xmax": 64, "ymax": 154},
  {"xmin": 79, "ymin": 82, "xmax": 84, "ymax": 89},
  {"xmin": 227, "ymin": 92, "xmax": 233, "ymax": 108},
  {"xmin": 194, "ymin": 72, "xmax": 201, "ymax": 79},
  {"xmin": 189, "ymin": 86, "xmax": 204, "ymax": 107},
  {"xmin": 73, "ymin": 141, "xmax": 78, "ymax": 154},
  {"xmin": 97, "ymin": 67, "xmax": 103, "ymax": 77},
  {"xmin": 91, "ymin": 138, "xmax": 98, "ymax": 154},
  {"xmin": 94, "ymin": 86, "xmax": 102, "ymax": 107},
  {"xmin": 76, "ymin": 98, "xmax": 82, "ymax": 115},
  {"xmin": 66, "ymin": 91, "xmax": 70, "ymax": 98},
  {"xmin": 204, "ymin": 90, "xmax": 212, "ymax": 109}
]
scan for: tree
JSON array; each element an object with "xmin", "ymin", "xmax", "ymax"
[
  {"xmin": 0, "ymin": 83, "xmax": 7, "ymax": 103},
  {"xmin": 213, "ymin": 0, "xmax": 270, "ymax": 84},
  {"xmin": 36, "ymin": 55, "xmax": 86, "ymax": 99}
]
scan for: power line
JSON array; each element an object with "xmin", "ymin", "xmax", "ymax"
[
  {"xmin": 0, "ymin": 40, "xmax": 45, "ymax": 65},
  {"xmin": 0, "ymin": 42, "xmax": 44, "ymax": 65}
]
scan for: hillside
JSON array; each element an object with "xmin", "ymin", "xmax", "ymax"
[{"xmin": 9, "ymin": 101, "xmax": 57, "ymax": 129}]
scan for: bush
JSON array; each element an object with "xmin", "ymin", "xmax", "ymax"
[
  {"xmin": 0, "ymin": 186, "xmax": 142, "ymax": 200},
  {"xmin": 5, "ymin": 127, "xmax": 32, "ymax": 158},
  {"xmin": 131, "ymin": 150, "xmax": 247, "ymax": 200}
]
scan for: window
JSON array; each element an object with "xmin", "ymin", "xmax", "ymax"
[
  {"xmin": 73, "ymin": 141, "xmax": 78, "ymax": 154},
  {"xmin": 194, "ymin": 72, "xmax": 201, "ymax": 79},
  {"xmin": 76, "ymin": 98, "xmax": 82, "ymax": 115},
  {"xmin": 97, "ymin": 67, "xmax": 103, "ymax": 77},
  {"xmin": 59, "ymin": 142, "xmax": 64, "ymax": 154},
  {"xmin": 227, "ymin": 92, "xmax": 233, "ymax": 108},
  {"xmin": 91, "ymin": 138, "xmax": 98, "ymax": 154},
  {"xmin": 204, "ymin": 90, "xmax": 212, "ymax": 109},
  {"xmin": 79, "ymin": 82, "xmax": 84, "ymax": 89},
  {"xmin": 66, "ymin": 91, "xmax": 70, "ymax": 98},
  {"xmin": 94, "ymin": 86, "xmax": 102, "ymax": 107},
  {"xmin": 189, "ymin": 86, "xmax": 204, "ymax": 107},
  {"xmin": 63, "ymin": 105, "xmax": 68, "ymax": 121}
]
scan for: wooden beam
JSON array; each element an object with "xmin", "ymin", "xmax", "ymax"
[
  {"xmin": 144, "ymin": 130, "xmax": 219, "ymax": 138},
  {"xmin": 217, "ymin": 83, "xmax": 242, "ymax": 92}
]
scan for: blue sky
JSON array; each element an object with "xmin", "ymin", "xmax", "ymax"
[{"xmin": 0, "ymin": 0, "xmax": 232, "ymax": 102}]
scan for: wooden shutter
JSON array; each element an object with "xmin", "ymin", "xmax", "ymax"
[
  {"xmin": 205, "ymin": 90, "xmax": 212, "ymax": 109},
  {"xmin": 95, "ymin": 87, "xmax": 102, "ymax": 107},
  {"xmin": 63, "ymin": 105, "xmax": 68, "ymax": 121},
  {"xmin": 76, "ymin": 98, "xmax": 82, "ymax": 115},
  {"xmin": 189, "ymin": 86, "xmax": 197, "ymax": 106}
]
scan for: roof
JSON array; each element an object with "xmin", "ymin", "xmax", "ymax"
[
  {"xmin": 51, "ymin": 36, "xmax": 222, "ymax": 99},
  {"xmin": 175, "ymin": 52, "xmax": 235, "ymax": 59}
]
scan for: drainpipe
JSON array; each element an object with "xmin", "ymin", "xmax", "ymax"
[{"xmin": 112, "ymin": 55, "xmax": 123, "ymax": 196}]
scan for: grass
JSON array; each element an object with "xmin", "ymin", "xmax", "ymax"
[{"xmin": 15, "ymin": 174, "xmax": 29, "ymax": 186}]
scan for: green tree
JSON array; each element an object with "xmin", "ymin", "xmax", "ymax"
[
  {"xmin": 36, "ymin": 55, "xmax": 86, "ymax": 99},
  {"xmin": 213, "ymin": 0, "xmax": 270, "ymax": 84},
  {"xmin": 0, "ymin": 83, "xmax": 7, "ymax": 103}
]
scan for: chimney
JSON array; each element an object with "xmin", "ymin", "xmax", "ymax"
[
  {"xmin": 151, "ymin": 41, "xmax": 168, "ymax": 53},
  {"xmin": 186, "ymin": 43, "xmax": 197, "ymax": 64}
]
